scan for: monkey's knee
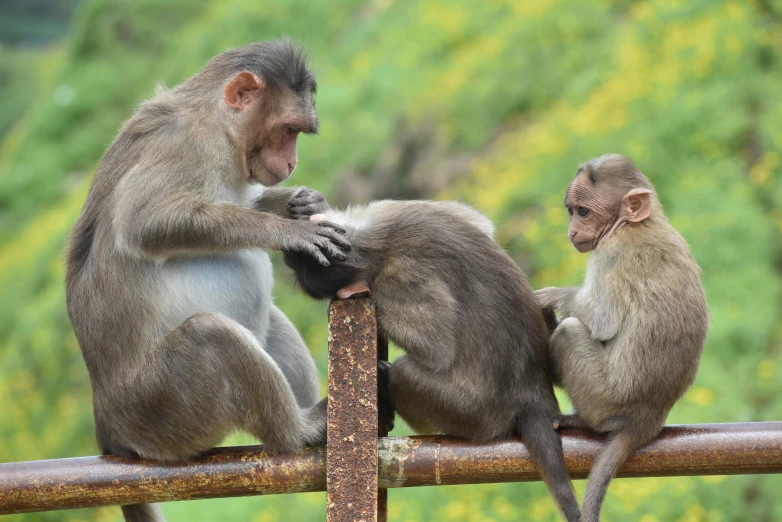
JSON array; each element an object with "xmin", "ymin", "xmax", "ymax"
[
  {"xmin": 552, "ymin": 317, "xmax": 587, "ymax": 340},
  {"xmin": 174, "ymin": 312, "xmax": 240, "ymax": 346},
  {"xmin": 550, "ymin": 317, "xmax": 592, "ymax": 355}
]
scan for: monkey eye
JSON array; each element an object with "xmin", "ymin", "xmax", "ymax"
[
  {"xmin": 286, "ymin": 126, "xmax": 299, "ymax": 135},
  {"xmin": 567, "ymin": 207, "xmax": 573, "ymax": 216},
  {"xmin": 578, "ymin": 207, "xmax": 590, "ymax": 218}
]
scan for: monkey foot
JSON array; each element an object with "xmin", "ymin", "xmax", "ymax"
[
  {"xmin": 377, "ymin": 360, "xmax": 395, "ymax": 434},
  {"xmin": 553, "ymin": 413, "xmax": 589, "ymax": 430}
]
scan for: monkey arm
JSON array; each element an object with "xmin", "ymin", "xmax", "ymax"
[
  {"xmin": 373, "ymin": 264, "xmax": 458, "ymax": 373},
  {"xmin": 123, "ymin": 200, "xmax": 349, "ymax": 266},
  {"xmin": 550, "ymin": 317, "xmax": 611, "ymax": 404},
  {"xmin": 575, "ymin": 298, "xmax": 621, "ymax": 342},
  {"xmin": 536, "ymin": 286, "xmax": 620, "ymax": 342},
  {"xmin": 534, "ymin": 287, "xmax": 580, "ymax": 314}
]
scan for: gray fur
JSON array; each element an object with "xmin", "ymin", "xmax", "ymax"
[
  {"xmin": 284, "ymin": 197, "xmax": 580, "ymax": 522},
  {"xmin": 65, "ymin": 41, "xmax": 340, "ymax": 522},
  {"xmin": 537, "ymin": 155, "xmax": 709, "ymax": 522}
]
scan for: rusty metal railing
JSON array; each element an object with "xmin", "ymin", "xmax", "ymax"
[{"xmin": 1, "ymin": 296, "xmax": 781, "ymax": 520}]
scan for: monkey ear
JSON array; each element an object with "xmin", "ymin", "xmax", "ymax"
[
  {"xmin": 224, "ymin": 72, "xmax": 265, "ymax": 110},
  {"xmin": 336, "ymin": 281, "xmax": 371, "ymax": 299},
  {"xmin": 622, "ymin": 188, "xmax": 652, "ymax": 222}
]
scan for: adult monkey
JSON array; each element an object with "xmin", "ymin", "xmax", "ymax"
[
  {"xmin": 536, "ymin": 154, "xmax": 709, "ymax": 522},
  {"xmin": 65, "ymin": 39, "xmax": 349, "ymax": 522}
]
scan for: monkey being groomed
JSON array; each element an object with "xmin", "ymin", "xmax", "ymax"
[
  {"xmin": 536, "ymin": 154, "xmax": 709, "ymax": 522},
  {"xmin": 283, "ymin": 194, "xmax": 581, "ymax": 522},
  {"xmin": 65, "ymin": 40, "xmax": 351, "ymax": 522}
]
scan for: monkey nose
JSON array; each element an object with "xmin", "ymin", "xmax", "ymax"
[
  {"xmin": 287, "ymin": 162, "xmax": 296, "ymax": 175},
  {"xmin": 570, "ymin": 230, "xmax": 577, "ymax": 240}
]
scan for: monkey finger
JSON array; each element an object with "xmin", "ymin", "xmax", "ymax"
[
  {"xmin": 287, "ymin": 201, "xmax": 313, "ymax": 213},
  {"xmin": 314, "ymin": 219, "xmax": 347, "ymax": 234},
  {"xmin": 291, "ymin": 187, "xmax": 319, "ymax": 199},
  {"xmin": 319, "ymin": 231, "xmax": 351, "ymax": 251},
  {"xmin": 288, "ymin": 193, "xmax": 324, "ymax": 207},
  {"xmin": 320, "ymin": 241, "xmax": 348, "ymax": 261},
  {"xmin": 311, "ymin": 234, "xmax": 348, "ymax": 260},
  {"xmin": 289, "ymin": 191, "xmax": 324, "ymax": 203},
  {"xmin": 302, "ymin": 243, "xmax": 331, "ymax": 267}
]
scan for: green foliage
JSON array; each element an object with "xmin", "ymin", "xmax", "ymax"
[{"xmin": 1, "ymin": 0, "xmax": 780, "ymax": 521}]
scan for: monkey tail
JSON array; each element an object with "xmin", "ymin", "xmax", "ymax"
[
  {"xmin": 581, "ymin": 426, "xmax": 657, "ymax": 522},
  {"xmin": 121, "ymin": 503, "xmax": 166, "ymax": 522},
  {"xmin": 516, "ymin": 412, "xmax": 581, "ymax": 522}
]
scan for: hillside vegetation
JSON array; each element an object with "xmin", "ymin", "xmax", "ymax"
[{"xmin": 1, "ymin": 0, "xmax": 780, "ymax": 521}]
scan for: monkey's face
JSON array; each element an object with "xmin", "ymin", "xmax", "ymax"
[
  {"xmin": 564, "ymin": 158, "xmax": 654, "ymax": 252},
  {"xmin": 225, "ymin": 72, "xmax": 318, "ymax": 186},
  {"xmin": 248, "ymin": 90, "xmax": 317, "ymax": 186},
  {"xmin": 564, "ymin": 173, "xmax": 620, "ymax": 253}
]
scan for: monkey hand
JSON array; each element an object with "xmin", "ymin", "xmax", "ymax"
[
  {"xmin": 285, "ymin": 219, "xmax": 351, "ymax": 267},
  {"xmin": 288, "ymin": 187, "xmax": 330, "ymax": 220},
  {"xmin": 534, "ymin": 287, "xmax": 562, "ymax": 309}
]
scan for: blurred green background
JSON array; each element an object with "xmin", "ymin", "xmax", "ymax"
[{"xmin": 1, "ymin": 0, "xmax": 781, "ymax": 520}]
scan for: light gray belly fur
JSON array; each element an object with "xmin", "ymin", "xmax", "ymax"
[{"xmin": 155, "ymin": 249, "xmax": 273, "ymax": 340}]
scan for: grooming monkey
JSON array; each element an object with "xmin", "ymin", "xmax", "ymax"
[
  {"xmin": 284, "ymin": 194, "xmax": 581, "ymax": 521},
  {"xmin": 536, "ymin": 154, "xmax": 709, "ymax": 522},
  {"xmin": 65, "ymin": 40, "xmax": 350, "ymax": 522}
]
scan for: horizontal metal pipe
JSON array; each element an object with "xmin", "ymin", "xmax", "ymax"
[
  {"xmin": 1, "ymin": 422, "xmax": 781, "ymax": 514},
  {"xmin": 379, "ymin": 422, "xmax": 782, "ymax": 488}
]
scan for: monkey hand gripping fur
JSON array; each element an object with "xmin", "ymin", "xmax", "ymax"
[
  {"xmin": 64, "ymin": 40, "xmax": 348, "ymax": 522},
  {"xmin": 284, "ymin": 196, "xmax": 581, "ymax": 522},
  {"xmin": 535, "ymin": 154, "xmax": 709, "ymax": 522}
]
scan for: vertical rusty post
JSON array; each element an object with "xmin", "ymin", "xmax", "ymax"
[
  {"xmin": 377, "ymin": 334, "xmax": 389, "ymax": 522},
  {"xmin": 327, "ymin": 296, "xmax": 379, "ymax": 522}
]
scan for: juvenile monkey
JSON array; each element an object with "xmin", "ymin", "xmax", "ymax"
[
  {"xmin": 65, "ymin": 40, "xmax": 349, "ymax": 522},
  {"xmin": 535, "ymin": 154, "xmax": 709, "ymax": 522},
  {"xmin": 284, "ymin": 194, "xmax": 581, "ymax": 522}
]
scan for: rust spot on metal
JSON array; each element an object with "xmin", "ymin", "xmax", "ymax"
[{"xmin": 327, "ymin": 297, "xmax": 379, "ymax": 522}]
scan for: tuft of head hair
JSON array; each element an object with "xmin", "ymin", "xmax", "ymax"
[
  {"xmin": 283, "ymin": 250, "xmax": 363, "ymax": 300},
  {"xmin": 201, "ymin": 38, "xmax": 316, "ymax": 95},
  {"xmin": 576, "ymin": 153, "xmax": 654, "ymax": 191}
]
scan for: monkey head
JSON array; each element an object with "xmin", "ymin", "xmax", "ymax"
[
  {"xmin": 564, "ymin": 154, "xmax": 654, "ymax": 252},
  {"xmin": 224, "ymin": 69, "xmax": 318, "ymax": 186}
]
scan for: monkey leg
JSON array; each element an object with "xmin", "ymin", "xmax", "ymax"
[
  {"xmin": 549, "ymin": 317, "xmax": 614, "ymax": 425},
  {"xmin": 262, "ymin": 305, "xmax": 320, "ymax": 408},
  {"xmin": 389, "ymin": 356, "xmax": 510, "ymax": 441},
  {"xmin": 377, "ymin": 360, "xmax": 396, "ymax": 434},
  {"xmin": 552, "ymin": 413, "xmax": 591, "ymax": 430},
  {"xmin": 103, "ymin": 313, "xmax": 323, "ymax": 460}
]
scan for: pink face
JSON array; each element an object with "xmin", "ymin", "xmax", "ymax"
[
  {"xmin": 224, "ymin": 72, "xmax": 317, "ymax": 186},
  {"xmin": 247, "ymin": 121, "xmax": 306, "ymax": 186},
  {"xmin": 564, "ymin": 170, "xmax": 653, "ymax": 252},
  {"xmin": 564, "ymin": 174, "xmax": 618, "ymax": 252}
]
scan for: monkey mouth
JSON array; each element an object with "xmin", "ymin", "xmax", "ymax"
[
  {"xmin": 571, "ymin": 240, "xmax": 594, "ymax": 253},
  {"xmin": 246, "ymin": 151, "xmax": 286, "ymax": 185}
]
